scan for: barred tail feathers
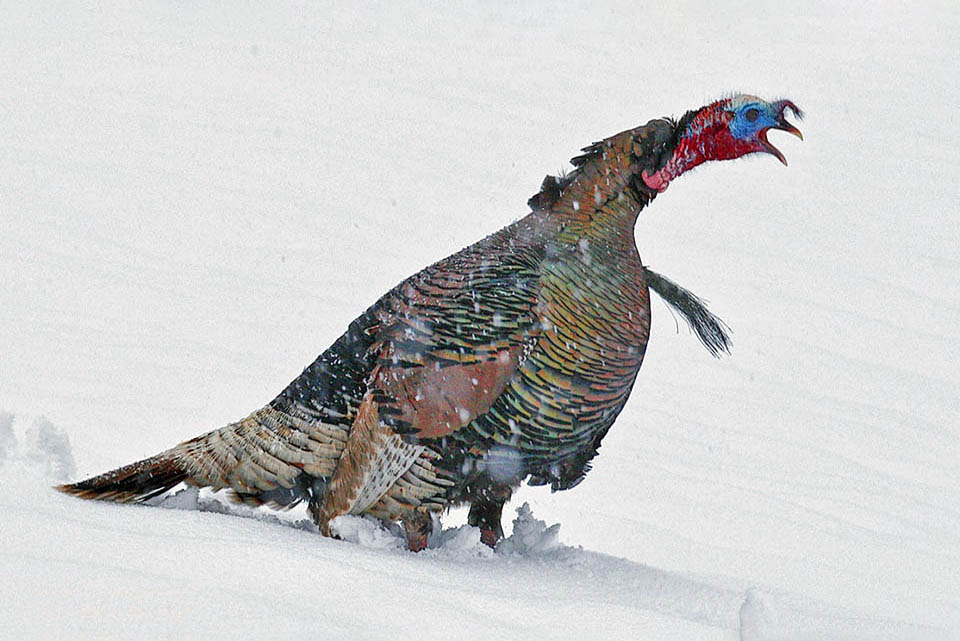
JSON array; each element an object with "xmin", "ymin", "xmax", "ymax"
[
  {"xmin": 56, "ymin": 451, "xmax": 188, "ymax": 503},
  {"xmin": 57, "ymin": 407, "xmax": 347, "ymax": 508}
]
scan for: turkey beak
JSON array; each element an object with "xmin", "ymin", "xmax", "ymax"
[{"xmin": 760, "ymin": 100, "xmax": 804, "ymax": 166}]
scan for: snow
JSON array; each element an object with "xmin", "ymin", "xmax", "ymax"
[{"xmin": 1, "ymin": 1, "xmax": 958, "ymax": 639}]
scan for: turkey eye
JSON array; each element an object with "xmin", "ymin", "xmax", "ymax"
[{"xmin": 745, "ymin": 108, "xmax": 759, "ymax": 122}]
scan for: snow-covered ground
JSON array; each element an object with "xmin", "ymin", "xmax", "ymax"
[{"xmin": 2, "ymin": 2, "xmax": 958, "ymax": 639}]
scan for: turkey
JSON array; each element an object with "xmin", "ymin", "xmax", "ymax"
[{"xmin": 59, "ymin": 94, "xmax": 802, "ymax": 551}]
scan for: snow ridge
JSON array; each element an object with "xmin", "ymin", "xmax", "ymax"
[{"xmin": 0, "ymin": 411, "xmax": 944, "ymax": 640}]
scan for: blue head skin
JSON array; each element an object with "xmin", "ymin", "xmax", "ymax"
[{"xmin": 726, "ymin": 95, "xmax": 804, "ymax": 165}]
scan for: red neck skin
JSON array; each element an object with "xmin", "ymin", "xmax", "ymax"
[{"xmin": 641, "ymin": 100, "xmax": 757, "ymax": 192}]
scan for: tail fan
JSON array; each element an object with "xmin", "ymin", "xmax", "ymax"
[
  {"xmin": 645, "ymin": 268, "xmax": 732, "ymax": 357},
  {"xmin": 56, "ymin": 452, "xmax": 188, "ymax": 503},
  {"xmin": 56, "ymin": 407, "xmax": 348, "ymax": 509}
]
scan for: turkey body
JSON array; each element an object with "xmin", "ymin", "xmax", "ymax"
[
  {"xmin": 59, "ymin": 108, "xmax": 751, "ymax": 549},
  {"xmin": 262, "ymin": 122, "xmax": 659, "ymax": 529},
  {"xmin": 274, "ymin": 176, "xmax": 651, "ymax": 518}
]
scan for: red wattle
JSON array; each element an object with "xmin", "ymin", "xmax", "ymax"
[{"xmin": 641, "ymin": 169, "xmax": 669, "ymax": 192}]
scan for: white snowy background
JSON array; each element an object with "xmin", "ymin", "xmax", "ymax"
[{"xmin": 1, "ymin": 2, "xmax": 958, "ymax": 639}]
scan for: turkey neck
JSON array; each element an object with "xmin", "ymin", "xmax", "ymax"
[
  {"xmin": 533, "ymin": 129, "xmax": 654, "ymax": 355},
  {"xmin": 542, "ymin": 129, "xmax": 653, "ymax": 291}
]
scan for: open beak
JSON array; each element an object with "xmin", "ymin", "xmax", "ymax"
[{"xmin": 759, "ymin": 99, "xmax": 803, "ymax": 166}]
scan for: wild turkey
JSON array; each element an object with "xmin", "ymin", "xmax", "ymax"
[{"xmin": 59, "ymin": 94, "xmax": 802, "ymax": 551}]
